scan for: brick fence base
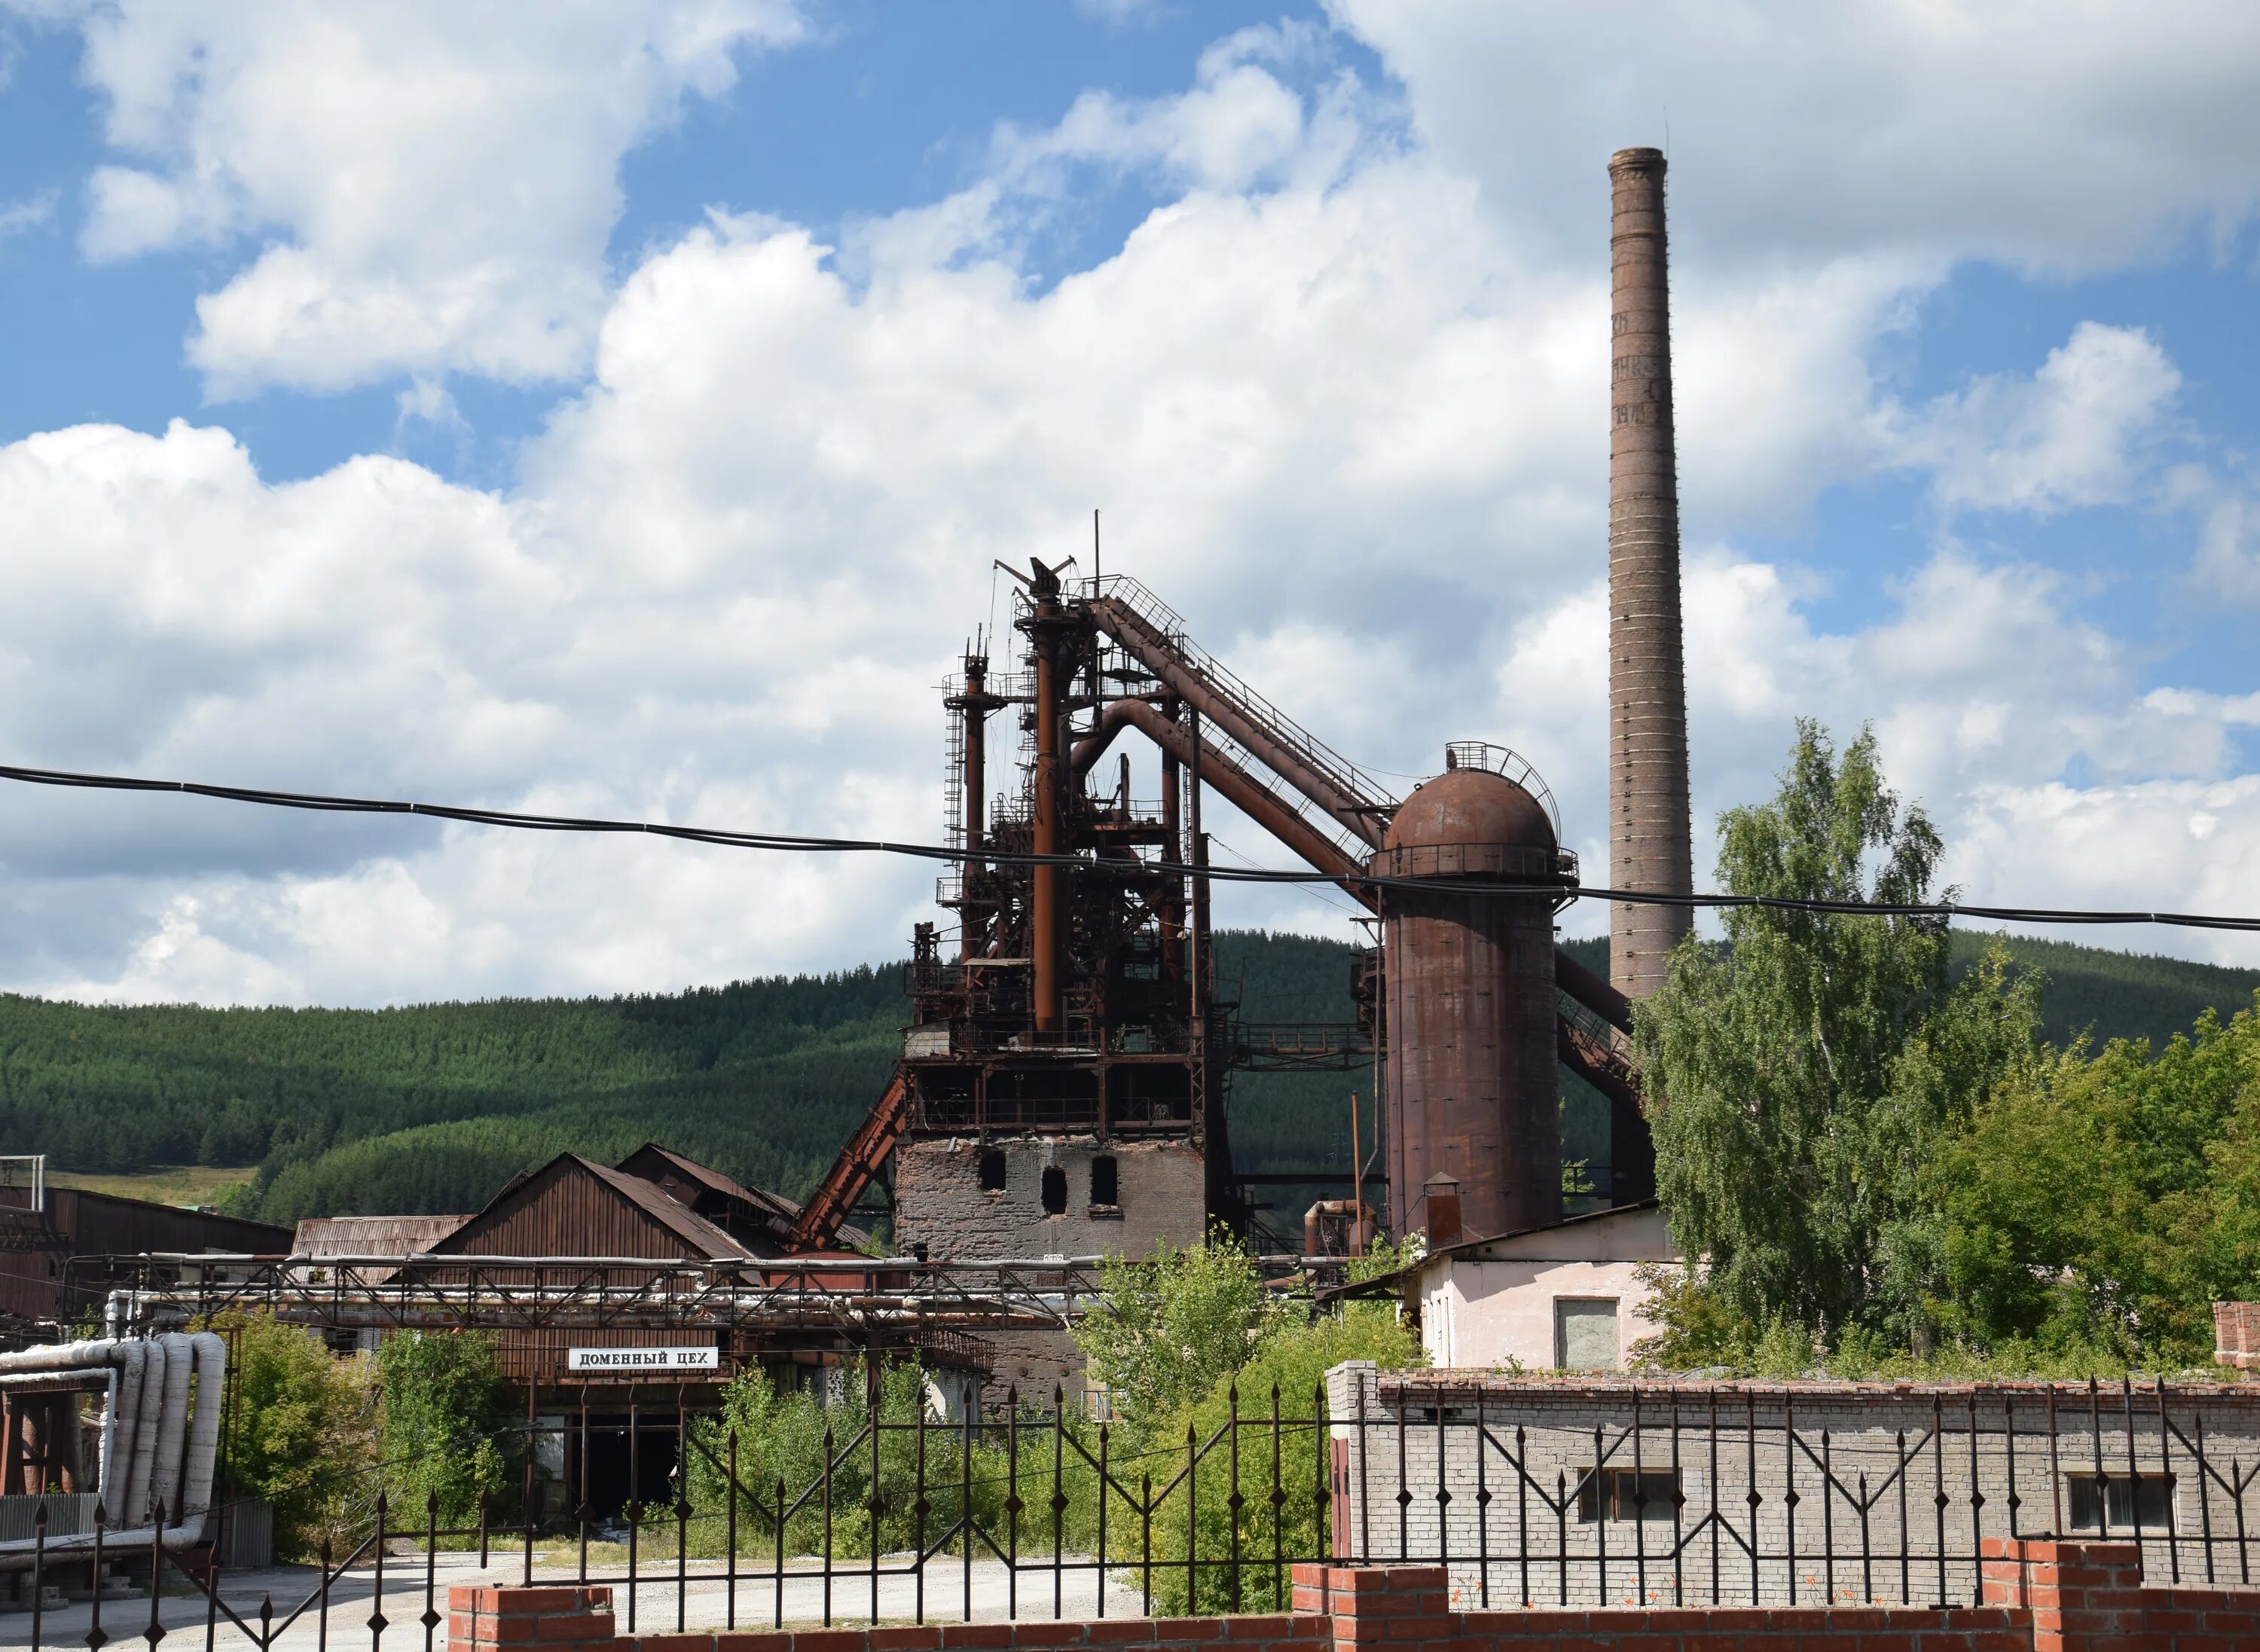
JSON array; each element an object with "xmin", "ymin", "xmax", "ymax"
[{"xmin": 448, "ymin": 1538, "xmax": 2260, "ymax": 1652}]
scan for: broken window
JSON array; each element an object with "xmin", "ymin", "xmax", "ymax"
[
  {"xmin": 1041, "ymin": 1165, "xmax": 1067, "ymax": 1214},
  {"xmin": 978, "ymin": 1150, "xmax": 1007, "ymax": 1192},
  {"xmin": 1090, "ymin": 1155, "xmax": 1119, "ymax": 1207}
]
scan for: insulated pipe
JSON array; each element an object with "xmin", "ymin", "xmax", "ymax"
[
  {"xmin": 105, "ymin": 1339, "xmax": 141, "ymax": 1507},
  {"xmin": 1070, "ymin": 697, "xmax": 1380, "ymax": 913},
  {"xmin": 0, "ymin": 1338, "xmax": 145, "ymax": 1511},
  {"xmin": 124, "ymin": 1334, "xmax": 166, "ymax": 1525},
  {"xmin": 182, "ymin": 1331, "xmax": 227, "ymax": 1519},
  {"xmin": 146, "ymin": 1330, "xmax": 194, "ymax": 1521}
]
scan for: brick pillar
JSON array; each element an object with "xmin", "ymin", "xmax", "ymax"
[
  {"xmin": 1981, "ymin": 1537, "xmax": 2144, "ymax": 1652},
  {"xmin": 1299, "ymin": 1565, "xmax": 1449, "ymax": 1652},
  {"xmin": 449, "ymin": 1583, "xmax": 615, "ymax": 1651},
  {"xmin": 2215, "ymin": 1300, "xmax": 2260, "ymax": 1369}
]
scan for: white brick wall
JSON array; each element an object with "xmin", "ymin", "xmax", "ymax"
[{"xmin": 1323, "ymin": 1363, "xmax": 2260, "ymax": 1609}]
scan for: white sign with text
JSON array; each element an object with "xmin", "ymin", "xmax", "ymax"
[{"xmin": 566, "ymin": 1345, "xmax": 719, "ymax": 1374}]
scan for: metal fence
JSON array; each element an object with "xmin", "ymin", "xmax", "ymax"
[{"xmin": 7, "ymin": 1375, "xmax": 2260, "ymax": 1649}]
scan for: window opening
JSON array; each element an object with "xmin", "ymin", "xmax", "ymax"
[
  {"xmin": 2067, "ymin": 1473, "xmax": 2174, "ymax": 1534},
  {"xmin": 978, "ymin": 1150, "xmax": 1007, "ymax": 1192},
  {"xmin": 1576, "ymin": 1467, "xmax": 1681, "ymax": 1523},
  {"xmin": 1553, "ymin": 1297, "xmax": 1620, "ymax": 1370},
  {"xmin": 1090, "ymin": 1155, "xmax": 1119, "ymax": 1207},
  {"xmin": 1040, "ymin": 1165, "xmax": 1067, "ymax": 1214}
]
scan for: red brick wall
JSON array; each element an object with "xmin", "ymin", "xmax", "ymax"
[
  {"xmin": 449, "ymin": 1541, "xmax": 2260, "ymax": 1652},
  {"xmin": 2215, "ymin": 1299, "xmax": 2260, "ymax": 1369},
  {"xmin": 1981, "ymin": 1536, "xmax": 2260, "ymax": 1651}
]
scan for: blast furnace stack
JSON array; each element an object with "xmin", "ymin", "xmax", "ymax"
[{"xmin": 1605, "ymin": 146, "xmax": 1695, "ymax": 997}]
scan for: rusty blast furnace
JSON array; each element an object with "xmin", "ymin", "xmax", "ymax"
[
  {"xmin": 793, "ymin": 566, "xmax": 1654, "ymax": 1260},
  {"xmin": 792, "ymin": 148, "xmax": 1684, "ymax": 1261}
]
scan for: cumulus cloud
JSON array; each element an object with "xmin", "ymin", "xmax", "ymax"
[
  {"xmin": 63, "ymin": 0, "xmax": 808, "ymax": 392},
  {"xmin": 1328, "ymin": 0, "xmax": 2260, "ymax": 274},
  {"xmin": 1901, "ymin": 322, "xmax": 2182, "ymax": 515},
  {"xmin": 6, "ymin": 5, "xmax": 2260, "ymax": 1001},
  {"xmin": 1492, "ymin": 548, "xmax": 2260, "ymax": 961},
  {"xmin": 0, "ymin": 188, "xmax": 58, "ymax": 240}
]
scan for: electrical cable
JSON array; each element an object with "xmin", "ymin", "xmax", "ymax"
[{"xmin": 2, "ymin": 759, "xmax": 2256, "ymax": 933}]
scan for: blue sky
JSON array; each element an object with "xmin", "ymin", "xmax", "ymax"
[{"xmin": 0, "ymin": 1, "xmax": 2256, "ymax": 1004}]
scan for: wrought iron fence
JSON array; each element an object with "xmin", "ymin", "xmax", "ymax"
[{"xmin": 8, "ymin": 1374, "xmax": 2260, "ymax": 1649}]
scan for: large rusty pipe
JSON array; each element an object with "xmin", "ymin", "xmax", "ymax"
[
  {"xmin": 1555, "ymin": 945, "xmax": 1632, "ymax": 1034},
  {"xmin": 1158, "ymin": 709, "xmax": 1183, "ymax": 973},
  {"xmin": 1072, "ymin": 697, "xmax": 1379, "ymax": 912},
  {"xmin": 959, "ymin": 655, "xmax": 989, "ymax": 960},
  {"xmin": 1089, "ymin": 598, "xmax": 1385, "ymax": 850},
  {"xmin": 1608, "ymin": 145, "xmax": 1695, "ymax": 999},
  {"xmin": 1031, "ymin": 612, "xmax": 1065, "ymax": 1032}
]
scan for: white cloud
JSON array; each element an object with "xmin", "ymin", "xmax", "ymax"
[
  {"xmin": 0, "ymin": 188, "xmax": 58, "ymax": 240},
  {"xmin": 1901, "ymin": 322, "xmax": 2182, "ymax": 514},
  {"xmin": 1327, "ymin": 0, "xmax": 2260, "ymax": 276},
  {"xmin": 1488, "ymin": 541, "xmax": 2260, "ymax": 957},
  {"xmin": 63, "ymin": 0, "xmax": 807, "ymax": 393},
  {"xmin": 7, "ymin": 6, "xmax": 2260, "ymax": 1003},
  {"xmin": 2191, "ymin": 493, "xmax": 2260, "ymax": 605}
]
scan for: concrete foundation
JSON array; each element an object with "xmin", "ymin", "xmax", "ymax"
[{"xmin": 893, "ymin": 1135, "xmax": 1207, "ymax": 1262}]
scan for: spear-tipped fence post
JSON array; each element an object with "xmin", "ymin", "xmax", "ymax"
[{"xmin": 422, "ymin": 1492, "xmax": 440, "ymax": 1652}]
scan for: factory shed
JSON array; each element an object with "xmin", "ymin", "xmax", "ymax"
[
  {"xmin": 432, "ymin": 1152, "xmax": 754, "ymax": 1264},
  {"xmin": 0, "ymin": 1174, "xmax": 289, "ymax": 1335}
]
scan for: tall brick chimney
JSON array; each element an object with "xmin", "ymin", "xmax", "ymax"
[{"xmin": 1606, "ymin": 146, "xmax": 1694, "ymax": 999}]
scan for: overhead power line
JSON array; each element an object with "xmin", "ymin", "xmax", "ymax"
[{"xmin": 1, "ymin": 760, "xmax": 2255, "ymax": 933}]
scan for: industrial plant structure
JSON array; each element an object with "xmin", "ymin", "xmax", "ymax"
[{"xmin": 781, "ymin": 145, "xmax": 1698, "ymax": 1266}]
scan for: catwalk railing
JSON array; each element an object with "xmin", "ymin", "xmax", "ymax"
[{"xmin": 9, "ymin": 1375, "xmax": 2260, "ymax": 1648}]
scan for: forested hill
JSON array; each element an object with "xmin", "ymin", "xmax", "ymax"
[{"xmin": 0, "ymin": 929, "xmax": 2252, "ymax": 1228}]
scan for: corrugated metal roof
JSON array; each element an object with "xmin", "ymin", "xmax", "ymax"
[
  {"xmin": 579, "ymin": 1156, "xmax": 752, "ymax": 1259},
  {"xmin": 294, "ymin": 1214, "xmax": 469, "ymax": 1256},
  {"xmin": 618, "ymin": 1144, "xmax": 800, "ymax": 1224}
]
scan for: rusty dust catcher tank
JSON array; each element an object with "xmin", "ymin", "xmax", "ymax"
[{"xmin": 1375, "ymin": 747, "xmax": 1574, "ymax": 1242}]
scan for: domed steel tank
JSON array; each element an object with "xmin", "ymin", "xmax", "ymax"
[{"xmin": 1373, "ymin": 745, "xmax": 1575, "ymax": 1242}]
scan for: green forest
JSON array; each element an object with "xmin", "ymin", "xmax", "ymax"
[{"xmin": 0, "ymin": 924, "xmax": 2252, "ymax": 1237}]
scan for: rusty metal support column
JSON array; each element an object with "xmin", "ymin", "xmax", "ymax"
[
  {"xmin": 1159, "ymin": 700, "xmax": 1183, "ymax": 977},
  {"xmin": 957, "ymin": 652, "xmax": 991, "ymax": 961},
  {"xmin": 1608, "ymin": 145, "xmax": 1695, "ymax": 1000},
  {"xmin": 1030, "ymin": 597, "xmax": 1067, "ymax": 1034}
]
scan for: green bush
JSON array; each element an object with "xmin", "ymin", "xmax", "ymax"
[
  {"xmin": 375, "ymin": 1329, "xmax": 512, "ymax": 1528},
  {"xmin": 206, "ymin": 1312, "xmax": 374, "ymax": 1559}
]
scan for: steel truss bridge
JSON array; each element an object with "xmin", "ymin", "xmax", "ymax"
[{"xmin": 80, "ymin": 1250, "xmax": 1323, "ymax": 1339}]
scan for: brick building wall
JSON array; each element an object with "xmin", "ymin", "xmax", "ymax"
[
  {"xmin": 1325, "ymin": 1363, "xmax": 2260, "ymax": 1609},
  {"xmin": 895, "ymin": 1137, "xmax": 1205, "ymax": 1263}
]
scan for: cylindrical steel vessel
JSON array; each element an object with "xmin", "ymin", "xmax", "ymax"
[
  {"xmin": 1376, "ymin": 757, "xmax": 1570, "ymax": 1241},
  {"xmin": 1608, "ymin": 145, "xmax": 1694, "ymax": 999}
]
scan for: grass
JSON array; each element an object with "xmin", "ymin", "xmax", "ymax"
[{"xmin": 47, "ymin": 1162, "xmax": 261, "ymax": 1208}]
